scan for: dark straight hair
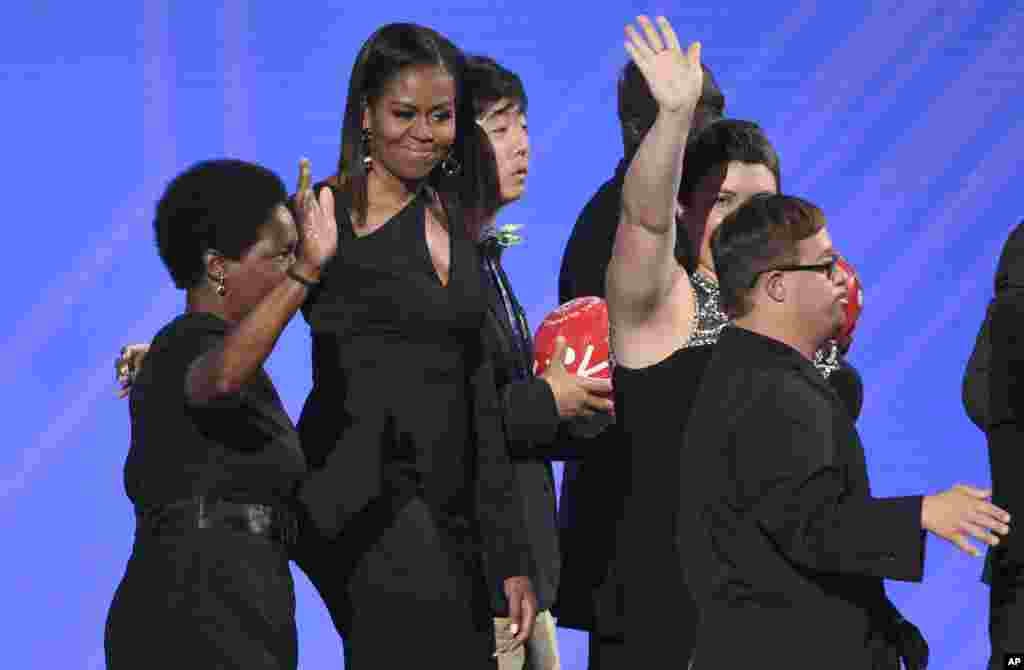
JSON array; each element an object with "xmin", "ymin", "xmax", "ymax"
[
  {"xmin": 712, "ymin": 193, "xmax": 826, "ymax": 317},
  {"xmin": 679, "ymin": 119, "xmax": 781, "ymax": 206},
  {"xmin": 464, "ymin": 54, "xmax": 528, "ymax": 118},
  {"xmin": 335, "ymin": 23, "xmax": 499, "ymax": 232},
  {"xmin": 618, "ymin": 61, "xmax": 725, "ymax": 159},
  {"xmin": 462, "ymin": 54, "xmax": 529, "ymax": 238}
]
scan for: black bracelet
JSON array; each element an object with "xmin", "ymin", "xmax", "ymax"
[{"xmin": 286, "ymin": 266, "xmax": 319, "ymax": 288}]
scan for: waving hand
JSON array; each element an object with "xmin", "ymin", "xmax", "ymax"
[{"xmin": 623, "ymin": 16, "xmax": 703, "ymax": 114}]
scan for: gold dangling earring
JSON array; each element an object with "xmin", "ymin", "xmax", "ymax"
[
  {"xmin": 362, "ymin": 127, "xmax": 373, "ymax": 171},
  {"xmin": 215, "ymin": 273, "xmax": 227, "ymax": 297}
]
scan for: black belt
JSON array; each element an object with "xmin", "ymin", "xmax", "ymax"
[{"xmin": 135, "ymin": 496, "xmax": 300, "ymax": 546}]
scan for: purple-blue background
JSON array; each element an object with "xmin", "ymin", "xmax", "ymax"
[{"xmin": 3, "ymin": 1, "xmax": 1021, "ymax": 667}]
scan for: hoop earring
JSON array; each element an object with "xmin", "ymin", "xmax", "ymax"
[
  {"xmin": 361, "ymin": 127, "xmax": 373, "ymax": 171},
  {"xmin": 440, "ymin": 150, "xmax": 461, "ymax": 177}
]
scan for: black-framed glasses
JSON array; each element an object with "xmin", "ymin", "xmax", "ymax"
[{"xmin": 749, "ymin": 258, "xmax": 839, "ymax": 287}]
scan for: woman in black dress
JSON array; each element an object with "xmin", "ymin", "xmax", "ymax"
[
  {"xmin": 290, "ymin": 23, "xmax": 537, "ymax": 669},
  {"xmin": 105, "ymin": 158, "xmax": 336, "ymax": 669}
]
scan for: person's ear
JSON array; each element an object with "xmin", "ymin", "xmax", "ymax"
[{"xmin": 765, "ymin": 271, "xmax": 786, "ymax": 303}]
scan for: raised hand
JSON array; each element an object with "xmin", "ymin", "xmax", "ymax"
[
  {"xmin": 540, "ymin": 336, "xmax": 614, "ymax": 419},
  {"xmin": 623, "ymin": 15, "xmax": 703, "ymax": 115},
  {"xmin": 292, "ymin": 158, "xmax": 337, "ymax": 279},
  {"xmin": 922, "ymin": 483, "xmax": 1011, "ymax": 557}
]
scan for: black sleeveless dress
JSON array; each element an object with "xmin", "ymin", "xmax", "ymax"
[
  {"xmin": 292, "ymin": 192, "xmax": 528, "ymax": 669},
  {"xmin": 616, "ymin": 271, "xmax": 861, "ymax": 666}
]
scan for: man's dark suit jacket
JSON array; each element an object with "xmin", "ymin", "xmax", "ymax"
[
  {"xmin": 479, "ymin": 237, "xmax": 564, "ymax": 615},
  {"xmin": 679, "ymin": 326, "xmax": 924, "ymax": 669}
]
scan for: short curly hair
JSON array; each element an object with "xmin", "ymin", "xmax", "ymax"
[{"xmin": 154, "ymin": 159, "xmax": 288, "ymax": 289}]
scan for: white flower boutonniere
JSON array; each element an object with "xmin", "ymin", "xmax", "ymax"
[{"xmin": 495, "ymin": 223, "xmax": 524, "ymax": 248}]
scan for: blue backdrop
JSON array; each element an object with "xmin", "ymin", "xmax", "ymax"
[{"xmin": 3, "ymin": 1, "xmax": 1021, "ymax": 667}]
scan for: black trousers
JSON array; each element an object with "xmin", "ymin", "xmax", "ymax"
[
  {"xmin": 989, "ymin": 425, "xmax": 1024, "ymax": 665},
  {"xmin": 588, "ymin": 633, "xmax": 626, "ymax": 670},
  {"xmin": 105, "ymin": 530, "xmax": 296, "ymax": 670},
  {"xmin": 296, "ymin": 495, "xmax": 497, "ymax": 669}
]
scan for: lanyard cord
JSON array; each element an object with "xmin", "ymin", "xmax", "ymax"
[{"xmin": 484, "ymin": 251, "xmax": 532, "ymax": 378}]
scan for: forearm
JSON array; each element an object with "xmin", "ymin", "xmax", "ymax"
[
  {"xmin": 473, "ymin": 357, "xmax": 534, "ymax": 581},
  {"xmin": 757, "ymin": 481, "xmax": 925, "ymax": 582},
  {"xmin": 608, "ymin": 108, "xmax": 692, "ymax": 319},
  {"xmin": 477, "ymin": 458, "xmax": 534, "ymax": 580},
  {"xmin": 546, "ymin": 416, "xmax": 619, "ymax": 460},
  {"xmin": 620, "ymin": 108, "xmax": 692, "ymax": 237},
  {"xmin": 500, "ymin": 378, "xmax": 562, "ymax": 455},
  {"xmin": 186, "ymin": 269, "xmax": 313, "ymax": 404}
]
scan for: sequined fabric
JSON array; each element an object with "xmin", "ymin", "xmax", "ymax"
[
  {"xmin": 812, "ymin": 339, "xmax": 841, "ymax": 379},
  {"xmin": 686, "ymin": 270, "xmax": 841, "ymax": 379},
  {"xmin": 686, "ymin": 271, "xmax": 730, "ymax": 348}
]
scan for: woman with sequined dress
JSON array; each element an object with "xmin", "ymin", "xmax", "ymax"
[{"xmin": 603, "ymin": 17, "xmax": 905, "ymax": 668}]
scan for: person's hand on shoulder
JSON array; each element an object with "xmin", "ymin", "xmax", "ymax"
[{"xmin": 115, "ymin": 343, "xmax": 151, "ymax": 398}]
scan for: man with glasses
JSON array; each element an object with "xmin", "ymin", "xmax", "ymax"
[{"xmin": 676, "ymin": 193, "xmax": 1010, "ymax": 669}]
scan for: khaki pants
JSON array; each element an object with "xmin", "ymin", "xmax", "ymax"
[{"xmin": 494, "ymin": 610, "xmax": 560, "ymax": 670}]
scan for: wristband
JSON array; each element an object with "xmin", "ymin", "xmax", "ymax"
[{"xmin": 286, "ymin": 266, "xmax": 319, "ymax": 288}]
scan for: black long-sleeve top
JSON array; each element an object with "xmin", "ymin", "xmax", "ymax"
[{"xmin": 680, "ymin": 326, "xmax": 924, "ymax": 669}]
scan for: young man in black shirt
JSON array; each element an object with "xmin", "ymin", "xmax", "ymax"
[{"xmin": 679, "ymin": 193, "xmax": 1011, "ymax": 668}]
